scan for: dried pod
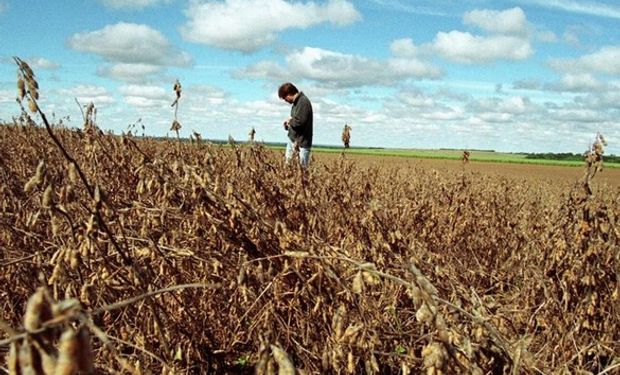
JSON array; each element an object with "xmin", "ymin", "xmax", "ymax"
[
  {"xmin": 21, "ymin": 60, "xmax": 34, "ymax": 78},
  {"xmin": 42, "ymin": 184, "xmax": 54, "ymax": 208},
  {"xmin": 8, "ymin": 340, "xmax": 21, "ymax": 374},
  {"xmin": 93, "ymin": 184, "xmax": 101, "ymax": 207},
  {"xmin": 255, "ymin": 342, "xmax": 270, "ymax": 375},
  {"xmin": 352, "ymin": 270, "xmax": 363, "ymax": 294},
  {"xmin": 415, "ymin": 303, "xmax": 434, "ymax": 324},
  {"xmin": 76, "ymin": 326, "xmax": 94, "ymax": 372},
  {"xmin": 56, "ymin": 328, "xmax": 80, "ymax": 375},
  {"xmin": 18, "ymin": 338, "xmax": 43, "ymax": 374},
  {"xmin": 173, "ymin": 80, "xmax": 182, "ymax": 98},
  {"xmin": 422, "ymin": 342, "xmax": 447, "ymax": 373},
  {"xmin": 24, "ymin": 176, "xmax": 38, "ymax": 193},
  {"xmin": 171, "ymin": 120, "xmax": 182, "ymax": 132},
  {"xmin": 23, "ymin": 288, "xmax": 53, "ymax": 331},
  {"xmin": 68, "ymin": 162, "xmax": 78, "ymax": 184},
  {"xmin": 24, "ymin": 161, "xmax": 46, "ymax": 192},
  {"xmin": 17, "ymin": 77, "xmax": 26, "ymax": 100},
  {"xmin": 52, "ymin": 298, "xmax": 81, "ymax": 319},
  {"xmin": 35, "ymin": 160, "xmax": 46, "ymax": 183},
  {"xmin": 270, "ymin": 345, "xmax": 295, "ymax": 375},
  {"xmin": 347, "ymin": 351, "xmax": 355, "ymax": 374},
  {"xmin": 27, "ymin": 98, "xmax": 38, "ymax": 113}
]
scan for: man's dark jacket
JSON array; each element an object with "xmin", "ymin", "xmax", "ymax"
[{"xmin": 287, "ymin": 92, "xmax": 313, "ymax": 148}]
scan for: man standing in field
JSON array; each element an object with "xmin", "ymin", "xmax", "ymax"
[{"xmin": 278, "ymin": 82, "xmax": 313, "ymax": 168}]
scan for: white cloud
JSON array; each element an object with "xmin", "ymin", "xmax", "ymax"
[
  {"xmin": 28, "ymin": 57, "xmax": 60, "ymax": 70},
  {"xmin": 0, "ymin": 89, "xmax": 14, "ymax": 103},
  {"xmin": 433, "ymin": 31, "xmax": 532, "ymax": 63},
  {"xmin": 464, "ymin": 7, "xmax": 527, "ymax": 34},
  {"xmin": 68, "ymin": 22, "xmax": 192, "ymax": 67},
  {"xmin": 570, "ymin": 46, "xmax": 620, "ymax": 75},
  {"xmin": 237, "ymin": 46, "xmax": 441, "ymax": 88},
  {"xmin": 58, "ymin": 85, "xmax": 116, "ymax": 105},
  {"xmin": 549, "ymin": 108, "xmax": 604, "ymax": 123},
  {"xmin": 390, "ymin": 38, "xmax": 422, "ymax": 58},
  {"xmin": 399, "ymin": 90, "xmax": 435, "ymax": 108},
  {"xmin": 97, "ymin": 64, "xmax": 163, "ymax": 83},
  {"xmin": 232, "ymin": 61, "xmax": 289, "ymax": 81},
  {"xmin": 474, "ymin": 96, "xmax": 533, "ymax": 117},
  {"xmin": 577, "ymin": 84, "xmax": 620, "ymax": 109},
  {"xmin": 521, "ymin": 0, "xmax": 620, "ymax": 20},
  {"xmin": 180, "ymin": 0, "xmax": 361, "ymax": 52},
  {"xmin": 498, "ymin": 96, "xmax": 531, "ymax": 114},
  {"xmin": 99, "ymin": 0, "xmax": 170, "ymax": 9},
  {"xmin": 553, "ymin": 73, "xmax": 603, "ymax": 92},
  {"xmin": 119, "ymin": 84, "xmax": 169, "ymax": 107}
]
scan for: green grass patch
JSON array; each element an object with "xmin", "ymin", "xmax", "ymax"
[{"xmin": 309, "ymin": 146, "xmax": 620, "ymax": 168}]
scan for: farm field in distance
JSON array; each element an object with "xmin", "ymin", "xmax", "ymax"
[
  {"xmin": 308, "ymin": 145, "xmax": 620, "ymax": 167},
  {"xmin": 313, "ymin": 150, "xmax": 620, "ymax": 189},
  {"xmin": 1, "ymin": 124, "xmax": 618, "ymax": 374}
]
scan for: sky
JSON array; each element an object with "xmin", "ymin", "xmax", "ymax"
[{"xmin": 1, "ymin": 0, "xmax": 619, "ymax": 154}]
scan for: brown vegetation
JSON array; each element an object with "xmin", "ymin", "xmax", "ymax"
[{"xmin": 1, "ymin": 58, "xmax": 618, "ymax": 374}]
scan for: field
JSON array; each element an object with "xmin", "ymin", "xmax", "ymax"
[
  {"xmin": 1, "ymin": 122, "xmax": 618, "ymax": 374},
  {"xmin": 307, "ymin": 147, "xmax": 620, "ymax": 168},
  {"xmin": 314, "ymin": 151, "xmax": 620, "ymax": 189}
]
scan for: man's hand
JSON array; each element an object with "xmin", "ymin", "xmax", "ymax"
[{"xmin": 283, "ymin": 118, "xmax": 291, "ymax": 130}]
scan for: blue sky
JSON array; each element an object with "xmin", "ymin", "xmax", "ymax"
[{"xmin": 1, "ymin": 0, "xmax": 619, "ymax": 154}]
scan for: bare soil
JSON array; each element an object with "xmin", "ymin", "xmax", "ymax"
[{"xmin": 315, "ymin": 152, "xmax": 620, "ymax": 189}]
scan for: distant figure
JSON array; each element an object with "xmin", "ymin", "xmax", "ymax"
[
  {"xmin": 341, "ymin": 123, "xmax": 352, "ymax": 148},
  {"xmin": 278, "ymin": 82, "xmax": 313, "ymax": 168},
  {"xmin": 461, "ymin": 150, "xmax": 470, "ymax": 164},
  {"xmin": 248, "ymin": 127, "xmax": 256, "ymax": 142}
]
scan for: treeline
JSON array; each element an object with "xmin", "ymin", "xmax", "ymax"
[{"xmin": 525, "ymin": 152, "xmax": 620, "ymax": 163}]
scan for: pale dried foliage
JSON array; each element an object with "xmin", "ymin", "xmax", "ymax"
[{"xmin": 1, "ymin": 59, "xmax": 618, "ymax": 374}]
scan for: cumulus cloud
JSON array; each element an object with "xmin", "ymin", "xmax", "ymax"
[
  {"xmin": 428, "ymin": 7, "xmax": 534, "ymax": 64},
  {"xmin": 232, "ymin": 61, "xmax": 289, "ymax": 81},
  {"xmin": 474, "ymin": 96, "xmax": 532, "ymax": 115},
  {"xmin": 237, "ymin": 45, "xmax": 441, "ymax": 88},
  {"xmin": 99, "ymin": 0, "xmax": 170, "ymax": 9},
  {"xmin": 27, "ymin": 57, "xmax": 60, "ymax": 70},
  {"xmin": 118, "ymin": 84, "xmax": 169, "ymax": 107},
  {"xmin": 398, "ymin": 89, "xmax": 436, "ymax": 108},
  {"xmin": 464, "ymin": 7, "xmax": 527, "ymax": 35},
  {"xmin": 97, "ymin": 64, "xmax": 163, "ymax": 83},
  {"xmin": 548, "ymin": 73, "xmax": 603, "ymax": 92},
  {"xmin": 390, "ymin": 38, "xmax": 422, "ymax": 58},
  {"xmin": 68, "ymin": 23, "xmax": 192, "ymax": 67},
  {"xmin": 58, "ymin": 85, "xmax": 116, "ymax": 105},
  {"xmin": 551, "ymin": 46, "xmax": 620, "ymax": 76},
  {"xmin": 180, "ymin": 0, "xmax": 361, "ymax": 52},
  {"xmin": 433, "ymin": 31, "xmax": 532, "ymax": 63}
]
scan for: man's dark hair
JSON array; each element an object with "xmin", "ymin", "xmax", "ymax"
[{"xmin": 278, "ymin": 82, "xmax": 299, "ymax": 99}]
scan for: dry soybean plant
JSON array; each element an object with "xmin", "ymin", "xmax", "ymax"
[
  {"xmin": 1, "ymin": 58, "xmax": 619, "ymax": 374},
  {"xmin": 171, "ymin": 79, "xmax": 182, "ymax": 140}
]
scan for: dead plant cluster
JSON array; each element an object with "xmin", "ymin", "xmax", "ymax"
[
  {"xmin": 0, "ymin": 59, "xmax": 618, "ymax": 374},
  {"xmin": 0, "ymin": 123, "xmax": 618, "ymax": 374}
]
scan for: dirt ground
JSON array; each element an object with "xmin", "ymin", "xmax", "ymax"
[{"xmin": 314, "ymin": 152, "xmax": 620, "ymax": 190}]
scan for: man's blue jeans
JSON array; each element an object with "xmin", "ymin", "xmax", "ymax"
[{"xmin": 285, "ymin": 139, "xmax": 311, "ymax": 168}]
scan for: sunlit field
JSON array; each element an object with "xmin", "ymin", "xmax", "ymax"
[{"xmin": 2, "ymin": 59, "xmax": 618, "ymax": 374}]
